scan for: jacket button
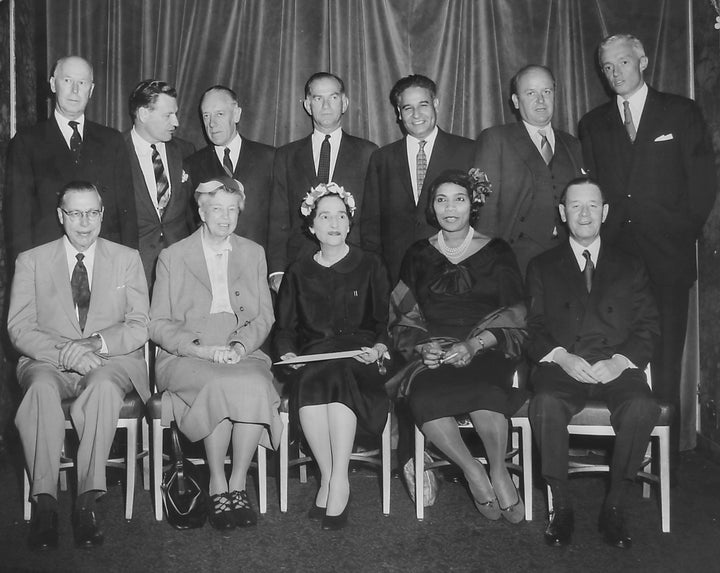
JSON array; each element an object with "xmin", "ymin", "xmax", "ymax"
[
  {"xmin": 235, "ymin": 291, "xmax": 240, "ymax": 296},
  {"xmin": 239, "ymin": 306, "xmax": 245, "ymax": 311}
]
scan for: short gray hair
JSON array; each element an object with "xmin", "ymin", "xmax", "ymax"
[{"xmin": 599, "ymin": 34, "xmax": 646, "ymax": 59}]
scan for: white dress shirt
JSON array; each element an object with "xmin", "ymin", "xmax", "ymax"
[
  {"xmin": 405, "ymin": 126, "xmax": 439, "ymax": 204},
  {"xmin": 55, "ymin": 110, "xmax": 85, "ymax": 149},
  {"xmin": 131, "ymin": 128, "xmax": 172, "ymax": 215},
  {"xmin": 522, "ymin": 120, "xmax": 555, "ymax": 157},
  {"xmin": 615, "ymin": 82, "xmax": 648, "ymax": 129},
  {"xmin": 311, "ymin": 128, "xmax": 343, "ymax": 182},
  {"xmin": 213, "ymin": 132, "xmax": 243, "ymax": 173},
  {"xmin": 201, "ymin": 228, "xmax": 234, "ymax": 315}
]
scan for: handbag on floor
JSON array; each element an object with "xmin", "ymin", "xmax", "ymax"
[{"xmin": 161, "ymin": 423, "xmax": 208, "ymax": 529}]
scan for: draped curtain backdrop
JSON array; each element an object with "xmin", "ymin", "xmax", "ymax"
[{"xmin": 37, "ymin": 0, "xmax": 698, "ymax": 447}]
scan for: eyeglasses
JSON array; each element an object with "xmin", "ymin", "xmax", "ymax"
[{"xmin": 61, "ymin": 208, "xmax": 103, "ymax": 222}]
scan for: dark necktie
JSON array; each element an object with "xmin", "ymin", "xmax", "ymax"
[
  {"xmin": 317, "ymin": 134, "xmax": 331, "ymax": 183},
  {"xmin": 69, "ymin": 121, "xmax": 82, "ymax": 163},
  {"xmin": 538, "ymin": 128, "xmax": 553, "ymax": 165},
  {"xmin": 582, "ymin": 249, "xmax": 594, "ymax": 293},
  {"xmin": 623, "ymin": 100, "xmax": 636, "ymax": 143},
  {"xmin": 223, "ymin": 147, "xmax": 234, "ymax": 176},
  {"xmin": 151, "ymin": 144, "xmax": 171, "ymax": 216},
  {"xmin": 416, "ymin": 140, "xmax": 427, "ymax": 202},
  {"xmin": 71, "ymin": 253, "xmax": 91, "ymax": 330}
]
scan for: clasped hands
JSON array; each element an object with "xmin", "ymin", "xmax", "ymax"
[
  {"xmin": 185, "ymin": 341, "xmax": 246, "ymax": 364},
  {"xmin": 554, "ymin": 349, "xmax": 626, "ymax": 384},
  {"xmin": 420, "ymin": 340, "xmax": 479, "ymax": 369},
  {"xmin": 56, "ymin": 336, "xmax": 104, "ymax": 375}
]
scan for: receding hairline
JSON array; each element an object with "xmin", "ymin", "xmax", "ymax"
[
  {"xmin": 200, "ymin": 86, "xmax": 240, "ymax": 108},
  {"xmin": 512, "ymin": 64, "xmax": 555, "ymax": 95},
  {"xmin": 52, "ymin": 56, "xmax": 94, "ymax": 80}
]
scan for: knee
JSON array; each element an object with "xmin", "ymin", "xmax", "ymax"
[
  {"xmin": 18, "ymin": 376, "xmax": 62, "ymax": 415},
  {"xmin": 616, "ymin": 397, "xmax": 661, "ymax": 426}
]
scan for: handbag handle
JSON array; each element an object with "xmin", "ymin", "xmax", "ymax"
[{"xmin": 170, "ymin": 422, "xmax": 188, "ymax": 495}]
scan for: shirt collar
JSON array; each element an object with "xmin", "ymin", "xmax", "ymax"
[
  {"xmin": 215, "ymin": 131, "xmax": 242, "ymax": 154},
  {"xmin": 312, "ymin": 127, "xmax": 343, "ymax": 145},
  {"xmin": 616, "ymin": 82, "xmax": 648, "ymax": 113},
  {"xmin": 568, "ymin": 236, "xmax": 601, "ymax": 268},
  {"xmin": 406, "ymin": 126, "xmax": 438, "ymax": 148},
  {"xmin": 56, "ymin": 110, "xmax": 85, "ymax": 136},
  {"xmin": 131, "ymin": 127, "xmax": 163, "ymax": 155}
]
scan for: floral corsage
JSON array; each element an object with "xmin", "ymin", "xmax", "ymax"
[{"xmin": 467, "ymin": 168, "xmax": 492, "ymax": 205}]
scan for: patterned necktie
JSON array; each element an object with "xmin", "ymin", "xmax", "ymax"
[
  {"xmin": 317, "ymin": 134, "xmax": 331, "ymax": 183},
  {"xmin": 151, "ymin": 144, "xmax": 170, "ymax": 216},
  {"xmin": 416, "ymin": 140, "xmax": 428, "ymax": 202},
  {"xmin": 623, "ymin": 100, "xmax": 636, "ymax": 143},
  {"xmin": 223, "ymin": 147, "xmax": 234, "ymax": 176},
  {"xmin": 582, "ymin": 250, "xmax": 594, "ymax": 293},
  {"xmin": 538, "ymin": 128, "xmax": 553, "ymax": 165},
  {"xmin": 69, "ymin": 121, "xmax": 82, "ymax": 163},
  {"xmin": 71, "ymin": 253, "xmax": 91, "ymax": 330}
]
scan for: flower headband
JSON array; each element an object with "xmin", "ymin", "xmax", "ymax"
[
  {"xmin": 467, "ymin": 168, "xmax": 492, "ymax": 205},
  {"xmin": 300, "ymin": 182, "xmax": 356, "ymax": 217}
]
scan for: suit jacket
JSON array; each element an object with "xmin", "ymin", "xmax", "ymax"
[
  {"xmin": 185, "ymin": 136, "xmax": 275, "ymax": 249},
  {"xmin": 124, "ymin": 132, "xmax": 196, "ymax": 286},
  {"xmin": 7, "ymin": 238, "xmax": 150, "ymax": 401},
  {"xmin": 360, "ymin": 128, "xmax": 476, "ymax": 284},
  {"xmin": 579, "ymin": 87, "xmax": 717, "ymax": 286},
  {"xmin": 5, "ymin": 116, "xmax": 138, "ymax": 261},
  {"xmin": 525, "ymin": 241, "xmax": 659, "ymax": 369},
  {"xmin": 475, "ymin": 122, "xmax": 584, "ymax": 274},
  {"xmin": 149, "ymin": 229, "xmax": 273, "ymax": 362},
  {"xmin": 267, "ymin": 131, "xmax": 377, "ymax": 274}
]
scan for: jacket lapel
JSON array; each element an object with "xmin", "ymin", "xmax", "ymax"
[
  {"xmin": 185, "ymin": 231, "xmax": 213, "ymax": 292},
  {"xmin": 296, "ymin": 136, "xmax": 317, "ymax": 184},
  {"xmin": 164, "ymin": 140, "xmax": 185, "ymax": 220},
  {"xmin": 124, "ymin": 132, "xmax": 158, "ymax": 219},
  {"xmin": 393, "ymin": 138, "xmax": 414, "ymax": 201},
  {"xmin": 50, "ymin": 240, "xmax": 83, "ymax": 335},
  {"xmin": 557, "ymin": 243, "xmax": 589, "ymax": 305},
  {"xmin": 85, "ymin": 239, "xmax": 112, "ymax": 334}
]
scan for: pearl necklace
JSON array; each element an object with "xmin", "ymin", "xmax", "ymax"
[{"xmin": 437, "ymin": 227, "xmax": 474, "ymax": 260}]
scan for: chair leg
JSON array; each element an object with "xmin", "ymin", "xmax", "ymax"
[
  {"xmin": 152, "ymin": 419, "xmax": 164, "ymax": 521},
  {"xmin": 516, "ymin": 418, "xmax": 533, "ymax": 521},
  {"xmin": 125, "ymin": 420, "xmax": 138, "ymax": 520},
  {"xmin": 23, "ymin": 470, "xmax": 32, "ymax": 522},
  {"xmin": 381, "ymin": 411, "xmax": 391, "ymax": 516},
  {"xmin": 279, "ymin": 412, "xmax": 289, "ymax": 513},
  {"xmin": 414, "ymin": 425, "xmax": 425, "ymax": 520},
  {"xmin": 547, "ymin": 484, "xmax": 554, "ymax": 515},
  {"xmin": 257, "ymin": 445, "xmax": 267, "ymax": 514},
  {"xmin": 298, "ymin": 443, "xmax": 308, "ymax": 483},
  {"xmin": 658, "ymin": 427, "xmax": 671, "ymax": 533},
  {"xmin": 142, "ymin": 418, "xmax": 150, "ymax": 491}
]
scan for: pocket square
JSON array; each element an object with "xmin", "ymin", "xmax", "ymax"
[{"xmin": 654, "ymin": 133, "xmax": 674, "ymax": 142}]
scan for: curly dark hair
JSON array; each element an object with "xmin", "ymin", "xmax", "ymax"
[{"xmin": 424, "ymin": 170, "xmax": 483, "ymax": 229}]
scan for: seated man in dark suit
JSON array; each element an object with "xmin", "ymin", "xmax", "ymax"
[
  {"xmin": 5, "ymin": 56, "xmax": 137, "ymax": 262},
  {"xmin": 185, "ymin": 85, "xmax": 275, "ymax": 250},
  {"xmin": 360, "ymin": 74, "xmax": 476, "ymax": 284},
  {"xmin": 526, "ymin": 177, "xmax": 660, "ymax": 549},
  {"xmin": 8, "ymin": 181, "xmax": 149, "ymax": 551},
  {"xmin": 125, "ymin": 79, "xmax": 196, "ymax": 287},
  {"xmin": 267, "ymin": 72, "xmax": 377, "ymax": 291}
]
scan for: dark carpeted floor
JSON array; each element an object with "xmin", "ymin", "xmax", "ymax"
[{"xmin": 1, "ymin": 440, "xmax": 719, "ymax": 573}]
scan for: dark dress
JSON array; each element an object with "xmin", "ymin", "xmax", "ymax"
[
  {"xmin": 398, "ymin": 238, "xmax": 525, "ymax": 425},
  {"xmin": 274, "ymin": 246, "xmax": 391, "ymax": 435}
]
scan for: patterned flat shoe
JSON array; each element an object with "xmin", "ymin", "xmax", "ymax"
[
  {"xmin": 499, "ymin": 488, "xmax": 525, "ymax": 524},
  {"xmin": 208, "ymin": 492, "xmax": 235, "ymax": 530},
  {"xmin": 229, "ymin": 490, "xmax": 257, "ymax": 527},
  {"xmin": 473, "ymin": 496, "xmax": 501, "ymax": 521}
]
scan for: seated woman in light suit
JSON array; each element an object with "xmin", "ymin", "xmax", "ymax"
[{"xmin": 150, "ymin": 176, "xmax": 281, "ymax": 531}]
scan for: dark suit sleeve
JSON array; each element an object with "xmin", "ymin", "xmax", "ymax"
[
  {"xmin": 474, "ymin": 128, "xmax": 503, "ymax": 237},
  {"xmin": 359, "ymin": 149, "xmax": 382, "ymax": 256},
  {"xmin": 268, "ymin": 148, "xmax": 291, "ymax": 274},
  {"xmin": 525, "ymin": 257, "xmax": 559, "ymax": 362},
  {"xmin": 5, "ymin": 132, "xmax": 35, "ymax": 259},
  {"xmin": 578, "ymin": 116, "xmax": 597, "ymax": 180}
]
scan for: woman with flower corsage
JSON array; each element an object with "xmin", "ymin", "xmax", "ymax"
[
  {"xmin": 274, "ymin": 182, "xmax": 392, "ymax": 531},
  {"xmin": 388, "ymin": 168, "xmax": 528, "ymax": 523}
]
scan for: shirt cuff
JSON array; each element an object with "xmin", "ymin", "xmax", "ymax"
[
  {"xmin": 612, "ymin": 353, "xmax": 635, "ymax": 369},
  {"xmin": 540, "ymin": 347, "xmax": 565, "ymax": 363},
  {"xmin": 91, "ymin": 332, "xmax": 108, "ymax": 355}
]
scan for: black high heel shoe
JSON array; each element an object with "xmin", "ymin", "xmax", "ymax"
[{"xmin": 321, "ymin": 496, "xmax": 350, "ymax": 531}]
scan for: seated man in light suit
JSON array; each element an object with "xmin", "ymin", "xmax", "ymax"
[
  {"xmin": 8, "ymin": 181, "xmax": 149, "ymax": 551},
  {"xmin": 526, "ymin": 178, "xmax": 660, "ymax": 549}
]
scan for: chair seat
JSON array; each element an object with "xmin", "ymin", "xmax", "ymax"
[
  {"xmin": 60, "ymin": 390, "xmax": 144, "ymax": 419},
  {"xmin": 568, "ymin": 400, "xmax": 673, "ymax": 426},
  {"xmin": 145, "ymin": 392, "xmax": 163, "ymax": 420},
  {"xmin": 512, "ymin": 399, "xmax": 529, "ymax": 418}
]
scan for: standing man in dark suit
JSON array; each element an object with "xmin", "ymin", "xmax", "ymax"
[
  {"xmin": 360, "ymin": 74, "xmax": 476, "ymax": 284},
  {"xmin": 185, "ymin": 85, "xmax": 275, "ymax": 250},
  {"xmin": 8, "ymin": 181, "xmax": 149, "ymax": 551},
  {"xmin": 267, "ymin": 72, "xmax": 377, "ymax": 291},
  {"xmin": 125, "ymin": 80, "xmax": 195, "ymax": 287},
  {"xmin": 527, "ymin": 178, "xmax": 660, "ymax": 549},
  {"xmin": 476, "ymin": 65, "xmax": 584, "ymax": 274},
  {"xmin": 5, "ymin": 56, "xmax": 137, "ymax": 261},
  {"xmin": 579, "ymin": 34, "xmax": 716, "ymax": 468}
]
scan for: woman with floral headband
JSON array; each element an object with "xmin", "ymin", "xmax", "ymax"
[
  {"xmin": 274, "ymin": 182, "xmax": 392, "ymax": 531},
  {"xmin": 388, "ymin": 168, "xmax": 528, "ymax": 524}
]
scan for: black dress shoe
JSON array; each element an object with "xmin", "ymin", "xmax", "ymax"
[
  {"xmin": 229, "ymin": 490, "xmax": 257, "ymax": 527},
  {"xmin": 321, "ymin": 498, "xmax": 350, "ymax": 531},
  {"xmin": 544, "ymin": 507, "xmax": 574, "ymax": 547},
  {"xmin": 307, "ymin": 502, "xmax": 326, "ymax": 521},
  {"xmin": 29, "ymin": 509, "xmax": 59, "ymax": 552},
  {"xmin": 72, "ymin": 508, "xmax": 104, "ymax": 548},
  {"xmin": 599, "ymin": 505, "xmax": 632, "ymax": 549},
  {"xmin": 208, "ymin": 492, "xmax": 236, "ymax": 530}
]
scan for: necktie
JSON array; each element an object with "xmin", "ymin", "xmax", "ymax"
[
  {"xmin": 223, "ymin": 147, "xmax": 234, "ymax": 176},
  {"xmin": 416, "ymin": 140, "xmax": 428, "ymax": 202},
  {"xmin": 623, "ymin": 100, "xmax": 636, "ymax": 143},
  {"xmin": 151, "ymin": 144, "xmax": 171, "ymax": 216},
  {"xmin": 71, "ymin": 253, "xmax": 91, "ymax": 330},
  {"xmin": 538, "ymin": 129, "xmax": 553, "ymax": 165},
  {"xmin": 582, "ymin": 249, "xmax": 594, "ymax": 293},
  {"xmin": 317, "ymin": 134, "xmax": 331, "ymax": 183},
  {"xmin": 69, "ymin": 121, "xmax": 82, "ymax": 163}
]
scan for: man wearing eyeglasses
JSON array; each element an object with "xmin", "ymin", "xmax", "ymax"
[
  {"xmin": 4, "ymin": 56, "xmax": 137, "ymax": 264},
  {"xmin": 8, "ymin": 181, "xmax": 149, "ymax": 551}
]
